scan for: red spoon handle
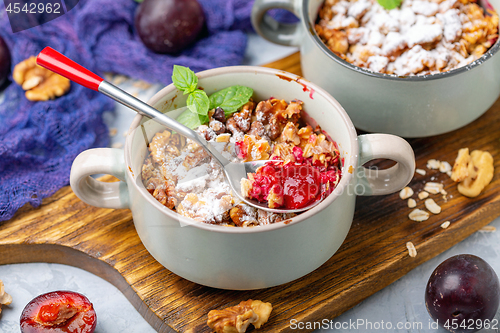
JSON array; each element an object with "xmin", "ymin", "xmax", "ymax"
[{"xmin": 36, "ymin": 47, "xmax": 103, "ymax": 91}]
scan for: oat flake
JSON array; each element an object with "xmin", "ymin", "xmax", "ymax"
[
  {"xmin": 409, "ymin": 208, "xmax": 429, "ymax": 221},
  {"xmin": 415, "ymin": 169, "xmax": 426, "ymax": 176},
  {"xmin": 441, "ymin": 221, "xmax": 451, "ymax": 229},
  {"xmin": 400, "ymin": 186, "xmax": 414, "ymax": 200},
  {"xmin": 407, "ymin": 242, "xmax": 417, "ymax": 257},
  {"xmin": 408, "ymin": 198, "xmax": 417, "ymax": 208},
  {"xmin": 479, "ymin": 226, "xmax": 496, "ymax": 233}
]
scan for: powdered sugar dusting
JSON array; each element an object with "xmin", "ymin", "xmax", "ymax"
[{"xmin": 316, "ymin": 0, "xmax": 499, "ymax": 75}]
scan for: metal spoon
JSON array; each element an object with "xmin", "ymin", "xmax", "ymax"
[{"xmin": 36, "ymin": 47, "xmax": 323, "ymax": 213}]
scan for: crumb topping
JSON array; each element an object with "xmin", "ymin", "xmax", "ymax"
[{"xmin": 316, "ymin": 0, "xmax": 499, "ymax": 75}]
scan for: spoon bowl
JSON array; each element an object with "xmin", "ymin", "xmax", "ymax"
[
  {"xmin": 36, "ymin": 47, "xmax": 321, "ymax": 213},
  {"xmin": 224, "ymin": 159, "xmax": 323, "ymax": 213}
]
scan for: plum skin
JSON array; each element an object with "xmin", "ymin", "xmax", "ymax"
[
  {"xmin": 134, "ymin": 0, "xmax": 205, "ymax": 54},
  {"xmin": 0, "ymin": 35, "xmax": 11, "ymax": 87},
  {"xmin": 20, "ymin": 291, "xmax": 97, "ymax": 333},
  {"xmin": 425, "ymin": 254, "xmax": 500, "ymax": 333}
]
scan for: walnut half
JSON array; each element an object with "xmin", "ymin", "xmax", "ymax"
[
  {"xmin": 0, "ymin": 280, "xmax": 12, "ymax": 314},
  {"xmin": 451, "ymin": 148, "xmax": 494, "ymax": 197},
  {"xmin": 207, "ymin": 299, "xmax": 272, "ymax": 333},
  {"xmin": 457, "ymin": 150, "xmax": 494, "ymax": 198},
  {"xmin": 13, "ymin": 56, "xmax": 71, "ymax": 101}
]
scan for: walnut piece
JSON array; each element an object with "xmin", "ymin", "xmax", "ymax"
[
  {"xmin": 230, "ymin": 204, "xmax": 258, "ymax": 227},
  {"xmin": 0, "ymin": 280, "xmax": 12, "ymax": 315},
  {"xmin": 451, "ymin": 148, "xmax": 471, "ymax": 182},
  {"xmin": 207, "ymin": 299, "xmax": 272, "ymax": 333},
  {"xmin": 239, "ymin": 135, "xmax": 271, "ymax": 162},
  {"xmin": 450, "ymin": 148, "xmax": 494, "ymax": 197},
  {"xmin": 13, "ymin": 56, "xmax": 71, "ymax": 101}
]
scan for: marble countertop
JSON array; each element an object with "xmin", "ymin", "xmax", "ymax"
[{"xmin": 1, "ymin": 34, "xmax": 500, "ymax": 333}]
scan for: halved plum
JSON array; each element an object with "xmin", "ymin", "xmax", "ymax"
[{"xmin": 20, "ymin": 291, "xmax": 96, "ymax": 333}]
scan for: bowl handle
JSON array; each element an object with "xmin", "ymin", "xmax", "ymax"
[
  {"xmin": 70, "ymin": 148, "xmax": 130, "ymax": 209},
  {"xmin": 251, "ymin": 0, "xmax": 303, "ymax": 46},
  {"xmin": 356, "ymin": 134, "xmax": 415, "ymax": 196}
]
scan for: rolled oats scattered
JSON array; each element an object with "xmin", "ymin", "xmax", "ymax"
[
  {"xmin": 425, "ymin": 198, "xmax": 442, "ymax": 214},
  {"xmin": 415, "ymin": 169, "xmax": 426, "ymax": 176},
  {"xmin": 439, "ymin": 161, "xmax": 452, "ymax": 174},
  {"xmin": 111, "ymin": 142, "xmax": 123, "ymax": 149},
  {"xmin": 418, "ymin": 191, "xmax": 430, "ymax": 200},
  {"xmin": 409, "ymin": 209, "xmax": 429, "ymax": 222},
  {"xmin": 400, "ymin": 187, "xmax": 414, "ymax": 200},
  {"xmin": 408, "ymin": 198, "xmax": 417, "ymax": 208},
  {"xmin": 479, "ymin": 226, "xmax": 496, "ymax": 233},
  {"xmin": 441, "ymin": 221, "xmax": 451, "ymax": 229},
  {"xmin": 427, "ymin": 159, "xmax": 441, "ymax": 170},
  {"xmin": 123, "ymin": 130, "xmax": 129, "ymax": 137},
  {"xmin": 109, "ymin": 127, "xmax": 118, "ymax": 137},
  {"xmin": 406, "ymin": 242, "xmax": 417, "ymax": 258},
  {"xmin": 424, "ymin": 182, "xmax": 444, "ymax": 195}
]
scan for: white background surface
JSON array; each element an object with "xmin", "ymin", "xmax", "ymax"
[{"xmin": 1, "ymin": 33, "xmax": 500, "ymax": 333}]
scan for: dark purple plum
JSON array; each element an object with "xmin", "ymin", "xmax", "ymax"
[
  {"xmin": 0, "ymin": 35, "xmax": 11, "ymax": 87},
  {"xmin": 135, "ymin": 0, "xmax": 205, "ymax": 54},
  {"xmin": 425, "ymin": 254, "xmax": 500, "ymax": 333}
]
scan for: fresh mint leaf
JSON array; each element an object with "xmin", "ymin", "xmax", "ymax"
[
  {"xmin": 172, "ymin": 65, "xmax": 198, "ymax": 95},
  {"xmin": 176, "ymin": 109, "xmax": 208, "ymax": 129},
  {"xmin": 377, "ymin": 0, "xmax": 402, "ymax": 10},
  {"xmin": 187, "ymin": 90, "xmax": 210, "ymax": 115},
  {"xmin": 209, "ymin": 85, "xmax": 253, "ymax": 115}
]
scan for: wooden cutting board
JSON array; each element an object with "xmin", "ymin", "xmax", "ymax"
[{"xmin": 2, "ymin": 52, "xmax": 500, "ymax": 333}]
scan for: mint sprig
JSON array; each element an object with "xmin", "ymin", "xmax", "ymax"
[
  {"xmin": 171, "ymin": 66, "xmax": 253, "ymax": 129},
  {"xmin": 377, "ymin": 0, "xmax": 402, "ymax": 10},
  {"xmin": 172, "ymin": 65, "xmax": 198, "ymax": 95},
  {"xmin": 187, "ymin": 90, "xmax": 210, "ymax": 115},
  {"xmin": 176, "ymin": 109, "xmax": 208, "ymax": 129}
]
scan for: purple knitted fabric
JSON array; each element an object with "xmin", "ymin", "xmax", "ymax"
[
  {"xmin": 75, "ymin": 0, "xmax": 254, "ymax": 84},
  {"xmin": 0, "ymin": 0, "xmax": 256, "ymax": 221}
]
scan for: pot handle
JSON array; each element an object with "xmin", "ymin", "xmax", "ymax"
[
  {"xmin": 251, "ymin": 0, "xmax": 304, "ymax": 46},
  {"xmin": 356, "ymin": 134, "xmax": 415, "ymax": 196},
  {"xmin": 70, "ymin": 148, "xmax": 130, "ymax": 209}
]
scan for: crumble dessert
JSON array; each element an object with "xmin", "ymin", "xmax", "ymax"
[
  {"xmin": 141, "ymin": 98, "xmax": 342, "ymax": 226},
  {"xmin": 315, "ymin": 0, "xmax": 499, "ymax": 75}
]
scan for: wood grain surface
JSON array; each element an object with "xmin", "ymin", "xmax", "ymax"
[{"xmin": 2, "ymin": 52, "xmax": 500, "ymax": 333}]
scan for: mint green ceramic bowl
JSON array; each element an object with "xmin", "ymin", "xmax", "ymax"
[
  {"xmin": 70, "ymin": 67, "xmax": 415, "ymax": 290},
  {"xmin": 252, "ymin": 0, "xmax": 500, "ymax": 137}
]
